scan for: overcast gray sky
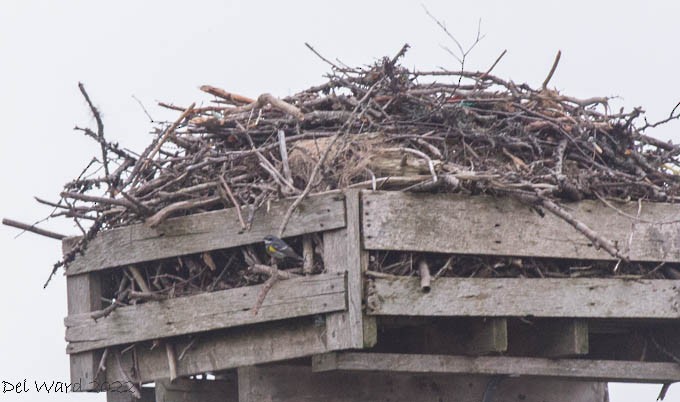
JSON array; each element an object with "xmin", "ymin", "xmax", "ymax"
[{"xmin": 1, "ymin": 1, "xmax": 678, "ymax": 401}]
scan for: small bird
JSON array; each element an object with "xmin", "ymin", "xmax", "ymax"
[{"xmin": 263, "ymin": 235, "xmax": 304, "ymax": 262}]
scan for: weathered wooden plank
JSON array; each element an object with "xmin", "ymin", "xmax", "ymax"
[
  {"xmin": 66, "ymin": 192, "xmax": 346, "ymax": 275},
  {"xmin": 106, "ymin": 388, "xmax": 154, "ymax": 402},
  {"xmin": 155, "ymin": 378, "xmax": 237, "ymax": 402},
  {"xmin": 242, "ymin": 363, "xmax": 607, "ymax": 402},
  {"xmin": 106, "ymin": 318, "xmax": 329, "ymax": 384},
  {"xmin": 362, "ymin": 191, "xmax": 680, "ymax": 261},
  {"xmin": 64, "ymin": 237, "xmax": 104, "ymax": 392},
  {"xmin": 66, "ymin": 273, "xmax": 345, "ymax": 354},
  {"xmin": 465, "ymin": 318, "xmax": 508, "ymax": 355},
  {"xmin": 323, "ymin": 190, "xmax": 376, "ymax": 350},
  {"xmin": 540, "ymin": 319, "xmax": 589, "ymax": 357},
  {"xmin": 369, "ymin": 277, "xmax": 680, "ymax": 319},
  {"xmin": 312, "ymin": 352, "xmax": 680, "ymax": 383}
]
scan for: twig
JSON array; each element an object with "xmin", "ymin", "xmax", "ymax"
[
  {"xmin": 542, "ymin": 50, "xmax": 562, "ymax": 89},
  {"xmin": 114, "ymin": 351, "xmax": 141, "ymax": 399},
  {"xmin": 60, "ymin": 191, "xmax": 139, "ymax": 210},
  {"xmin": 200, "ymin": 85, "xmax": 254, "ymax": 105},
  {"xmin": 145, "ymin": 196, "xmax": 221, "ymax": 227},
  {"xmin": 524, "ymin": 193, "xmax": 626, "ymax": 261},
  {"xmin": 129, "ymin": 103, "xmax": 195, "ymax": 188},
  {"xmin": 433, "ymin": 256, "xmax": 455, "ymax": 279},
  {"xmin": 249, "ymin": 264, "xmax": 301, "ymax": 279},
  {"xmin": 483, "ymin": 49, "xmax": 507, "ymax": 78},
  {"xmin": 91, "ymin": 289, "xmax": 130, "ymax": 320},
  {"xmin": 78, "ymin": 83, "xmax": 110, "ymax": 180},
  {"xmin": 166, "ymin": 343, "xmax": 178, "ymax": 382},
  {"xmin": 365, "ymin": 270, "xmax": 401, "ymax": 279},
  {"xmin": 640, "ymin": 101, "xmax": 680, "ymax": 131},
  {"xmin": 218, "ymin": 176, "xmax": 246, "ymax": 230},
  {"xmin": 94, "ymin": 348, "xmax": 109, "ymax": 380},
  {"xmin": 128, "ymin": 290, "xmax": 167, "ymax": 301},
  {"xmin": 304, "ymin": 42, "xmax": 347, "ymax": 71},
  {"xmin": 253, "ymin": 275, "xmax": 278, "ymax": 315},
  {"xmin": 146, "ymin": 103, "xmax": 196, "ymax": 163},
  {"xmin": 128, "ymin": 266, "xmax": 151, "ymax": 293},
  {"xmin": 254, "ymin": 93, "xmax": 304, "ymax": 120},
  {"xmin": 2, "ymin": 218, "xmax": 67, "ymax": 240},
  {"xmin": 278, "ymin": 129, "xmax": 293, "ymax": 183},
  {"xmin": 178, "ymin": 337, "xmax": 197, "ymax": 361},
  {"xmin": 132, "ymin": 95, "xmax": 155, "ymax": 122}
]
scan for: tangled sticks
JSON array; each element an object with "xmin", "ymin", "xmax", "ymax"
[{"xmin": 12, "ymin": 45, "xmax": 680, "ymax": 289}]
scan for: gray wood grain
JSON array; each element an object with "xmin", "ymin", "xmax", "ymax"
[
  {"xmin": 540, "ymin": 319, "xmax": 589, "ymax": 357},
  {"xmin": 66, "ymin": 273, "xmax": 345, "ymax": 354},
  {"xmin": 464, "ymin": 318, "xmax": 507, "ymax": 355},
  {"xmin": 323, "ymin": 190, "xmax": 376, "ymax": 350},
  {"xmin": 66, "ymin": 192, "xmax": 345, "ymax": 275},
  {"xmin": 241, "ymin": 363, "xmax": 607, "ymax": 402},
  {"xmin": 312, "ymin": 352, "xmax": 680, "ymax": 382},
  {"xmin": 369, "ymin": 277, "xmax": 680, "ymax": 319},
  {"xmin": 106, "ymin": 318, "xmax": 329, "ymax": 384},
  {"xmin": 155, "ymin": 378, "xmax": 237, "ymax": 402},
  {"xmin": 64, "ymin": 237, "xmax": 104, "ymax": 392},
  {"xmin": 362, "ymin": 191, "xmax": 680, "ymax": 261}
]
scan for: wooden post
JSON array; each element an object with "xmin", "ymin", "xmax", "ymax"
[
  {"xmin": 238, "ymin": 363, "xmax": 608, "ymax": 402},
  {"xmin": 539, "ymin": 319, "xmax": 589, "ymax": 357},
  {"xmin": 64, "ymin": 237, "xmax": 104, "ymax": 392},
  {"xmin": 154, "ymin": 378, "xmax": 237, "ymax": 402},
  {"xmin": 323, "ymin": 189, "xmax": 376, "ymax": 349},
  {"xmin": 465, "ymin": 318, "xmax": 508, "ymax": 355},
  {"xmin": 106, "ymin": 388, "xmax": 154, "ymax": 402}
]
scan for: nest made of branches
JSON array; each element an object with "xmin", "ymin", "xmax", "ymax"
[{"xmin": 27, "ymin": 45, "xmax": 679, "ymax": 298}]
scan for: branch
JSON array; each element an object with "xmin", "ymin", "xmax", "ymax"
[
  {"xmin": 78, "ymin": 83, "xmax": 109, "ymax": 180},
  {"xmin": 200, "ymin": 85, "xmax": 254, "ymax": 105},
  {"xmin": 2, "ymin": 218, "xmax": 67, "ymax": 240},
  {"xmin": 542, "ymin": 50, "xmax": 562, "ymax": 89}
]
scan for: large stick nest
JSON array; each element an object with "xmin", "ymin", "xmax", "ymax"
[{"xmin": 45, "ymin": 46, "xmax": 680, "ymax": 293}]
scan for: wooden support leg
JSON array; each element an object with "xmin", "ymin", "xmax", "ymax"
[
  {"xmin": 323, "ymin": 189, "xmax": 376, "ymax": 349},
  {"xmin": 238, "ymin": 363, "xmax": 608, "ymax": 402},
  {"xmin": 106, "ymin": 388, "xmax": 154, "ymax": 402},
  {"xmin": 509, "ymin": 318, "xmax": 589, "ymax": 358},
  {"xmin": 465, "ymin": 318, "xmax": 508, "ymax": 355},
  {"xmin": 155, "ymin": 378, "xmax": 237, "ymax": 402},
  {"xmin": 65, "ymin": 238, "xmax": 105, "ymax": 391},
  {"xmin": 539, "ymin": 319, "xmax": 589, "ymax": 357}
]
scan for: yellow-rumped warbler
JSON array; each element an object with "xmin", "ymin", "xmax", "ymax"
[{"xmin": 263, "ymin": 235, "xmax": 304, "ymax": 262}]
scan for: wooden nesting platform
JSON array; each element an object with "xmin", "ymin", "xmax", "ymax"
[{"xmin": 62, "ymin": 190, "xmax": 680, "ymax": 401}]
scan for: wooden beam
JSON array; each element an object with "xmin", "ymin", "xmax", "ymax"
[
  {"xmin": 362, "ymin": 191, "xmax": 680, "ymax": 261},
  {"xmin": 66, "ymin": 273, "xmax": 345, "ymax": 354},
  {"xmin": 369, "ymin": 277, "xmax": 680, "ymax": 319},
  {"xmin": 66, "ymin": 192, "xmax": 346, "ymax": 275},
  {"xmin": 241, "ymin": 363, "xmax": 607, "ymax": 402},
  {"xmin": 154, "ymin": 378, "xmax": 237, "ymax": 402},
  {"xmin": 64, "ymin": 237, "xmax": 103, "ymax": 392},
  {"xmin": 540, "ymin": 319, "xmax": 589, "ymax": 357},
  {"xmin": 312, "ymin": 352, "xmax": 680, "ymax": 383},
  {"xmin": 465, "ymin": 318, "xmax": 508, "ymax": 355},
  {"xmin": 323, "ymin": 189, "xmax": 376, "ymax": 350},
  {"xmin": 106, "ymin": 318, "xmax": 329, "ymax": 384}
]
